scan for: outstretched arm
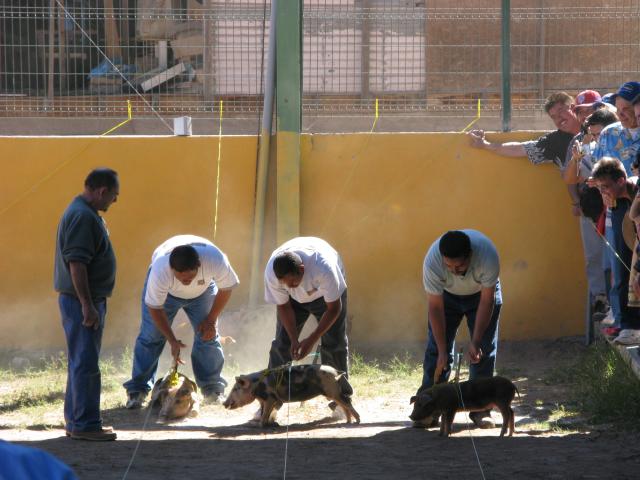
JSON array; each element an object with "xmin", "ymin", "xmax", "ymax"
[{"xmin": 468, "ymin": 129, "xmax": 526, "ymax": 157}]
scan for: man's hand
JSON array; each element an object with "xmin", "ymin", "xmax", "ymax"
[
  {"xmin": 601, "ymin": 191, "xmax": 617, "ymax": 208},
  {"xmin": 294, "ymin": 336, "xmax": 317, "ymax": 361},
  {"xmin": 435, "ymin": 351, "xmax": 448, "ymax": 382},
  {"xmin": 169, "ymin": 339, "xmax": 187, "ymax": 365},
  {"xmin": 289, "ymin": 338, "xmax": 301, "ymax": 361},
  {"xmin": 81, "ymin": 302, "xmax": 100, "ymax": 330},
  {"xmin": 197, "ymin": 320, "xmax": 218, "ymax": 342},
  {"xmin": 468, "ymin": 129, "xmax": 488, "ymax": 149},
  {"xmin": 468, "ymin": 341, "xmax": 483, "ymax": 364}
]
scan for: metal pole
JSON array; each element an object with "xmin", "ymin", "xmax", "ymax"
[
  {"xmin": 249, "ymin": 0, "xmax": 278, "ymax": 307},
  {"xmin": 275, "ymin": 0, "xmax": 301, "ymax": 245},
  {"xmin": 501, "ymin": 0, "xmax": 511, "ymax": 132},
  {"xmin": 47, "ymin": 0, "xmax": 56, "ymax": 105}
]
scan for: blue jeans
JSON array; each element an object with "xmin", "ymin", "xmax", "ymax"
[
  {"xmin": 579, "ymin": 215, "xmax": 606, "ymax": 296},
  {"xmin": 59, "ymin": 294, "xmax": 106, "ymax": 433},
  {"xmin": 123, "ymin": 273, "xmax": 227, "ymax": 395},
  {"xmin": 606, "ymin": 201, "xmax": 640, "ymax": 330},
  {"xmin": 421, "ymin": 283, "xmax": 502, "ymax": 389}
]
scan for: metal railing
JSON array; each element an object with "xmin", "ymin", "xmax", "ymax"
[{"xmin": 1, "ymin": 0, "xmax": 639, "ymax": 132}]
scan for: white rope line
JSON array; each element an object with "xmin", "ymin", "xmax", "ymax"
[
  {"xmin": 279, "ymin": 352, "xmax": 321, "ymax": 480},
  {"xmin": 54, "ymin": 0, "xmax": 174, "ymax": 134},
  {"xmin": 283, "ymin": 362, "xmax": 292, "ymax": 480},
  {"xmin": 589, "ymin": 220, "xmax": 633, "ymax": 273},
  {"xmin": 121, "ymin": 399, "xmax": 156, "ymax": 480},
  {"xmin": 453, "ymin": 350, "xmax": 487, "ymax": 480}
]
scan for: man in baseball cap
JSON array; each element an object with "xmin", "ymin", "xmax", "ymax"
[{"xmin": 574, "ymin": 89, "xmax": 603, "ymax": 113}]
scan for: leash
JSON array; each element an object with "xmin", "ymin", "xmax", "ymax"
[
  {"xmin": 121, "ymin": 360, "xmax": 180, "ymax": 480},
  {"xmin": 279, "ymin": 352, "xmax": 321, "ymax": 480},
  {"xmin": 453, "ymin": 348, "xmax": 487, "ymax": 480},
  {"xmin": 589, "ymin": 220, "xmax": 633, "ymax": 273}
]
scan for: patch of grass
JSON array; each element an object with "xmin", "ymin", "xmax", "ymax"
[
  {"xmin": 567, "ymin": 342, "xmax": 640, "ymax": 430},
  {"xmin": 0, "ymin": 350, "xmax": 133, "ymax": 426},
  {"xmin": 349, "ymin": 351, "xmax": 422, "ymax": 397}
]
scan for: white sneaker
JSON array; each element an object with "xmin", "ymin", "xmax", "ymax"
[
  {"xmin": 125, "ymin": 391, "xmax": 147, "ymax": 410},
  {"xmin": 249, "ymin": 407, "xmax": 278, "ymax": 424},
  {"xmin": 600, "ymin": 308, "xmax": 615, "ymax": 326},
  {"xmin": 330, "ymin": 406, "xmax": 347, "ymax": 421},
  {"xmin": 249, "ymin": 407, "xmax": 262, "ymax": 424},
  {"xmin": 613, "ymin": 329, "xmax": 640, "ymax": 345}
]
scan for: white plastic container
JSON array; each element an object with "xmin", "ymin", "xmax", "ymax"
[{"xmin": 173, "ymin": 116, "xmax": 192, "ymax": 136}]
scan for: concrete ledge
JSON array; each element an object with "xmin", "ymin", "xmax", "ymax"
[{"xmin": 595, "ymin": 326, "xmax": 640, "ymax": 381}]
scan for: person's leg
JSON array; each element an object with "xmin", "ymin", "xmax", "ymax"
[
  {"xmin": 268, "ymin": 298, "xmax": 311, "ymax": 369},
  {"xmin": 580, "ymin": 215, "xmax": 607, "ymax": 298},
  {"xmin": 605, "ymin": 209, "xmax": 623, "ymax": 329},
  {"xmin": 420, "ymin": 291, "xmax": 465, "ymax": 390},
  {"xmin": 59, "ymin": 294, "xmax": 105, "ymax": 433},
  {"xmin": 464, "ymin": 284, "xmax": 502, "ymax": 428},
  {"xmin": 609, "ymin": 203, "xmax": 634, "ymax": 331},
  {"xmin": 464, "ymin": 285, "xmax": 502, "ymax": 381},
  {"xmin": 306, "ymin": 291, "xmax": 349, "ymax": 376},
  {"xmin": 183, "ymin": 284, "xmax": 227, "ymax": 395},
  {"xmin": 123, "ymin": 272, "xmax": 182, "ymax": 395}
]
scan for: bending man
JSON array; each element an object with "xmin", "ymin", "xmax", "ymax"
[
  {"xmin": 124, "ymin": 234, "xmax": 239, "ymax": 407},
  {"xmin": 420, "ymin": 230, "xmax": 502, "ymax": 429}
]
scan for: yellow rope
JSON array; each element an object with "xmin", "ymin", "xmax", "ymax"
[
  {"xmin": 101, "ymin": 100, "xmax": 132, "ymax": 136},
  {"xmin": 213, "ymin": 100, "xmax": 223, "ymax": 241},
  {"xmin": 0, "ymin": 101, "xmax": 133, "ymax": 218},
  {"xmin": 460, "ymin": 98, "xmax": 482, "ymax": 133}
]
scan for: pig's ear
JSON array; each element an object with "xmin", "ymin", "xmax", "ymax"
[{"xmin": 409, "ymin": 395, "xmax": 417, "ymax": 404}]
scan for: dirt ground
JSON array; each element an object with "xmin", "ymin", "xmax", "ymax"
[{"xmin": 3, "ymin": 337, "xmax": 640, "ymax": 480}]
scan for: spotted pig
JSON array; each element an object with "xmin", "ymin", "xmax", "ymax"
[{"xmin": 223, "ymin": 364, "xmax": 360, "ymax": 427}]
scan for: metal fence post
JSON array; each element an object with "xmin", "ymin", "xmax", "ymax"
[
  {"xmin": 501, "ymin": 0, "xmax": 511, "ymax": 132},
  {"xmin": 276, "ymin": 0, "xmax": 302, "ymax": 245}
]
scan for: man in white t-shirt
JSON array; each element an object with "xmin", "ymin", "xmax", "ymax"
[
  {"xmin": 420, "ymin": 230, "xmax": 502, "ymax": 429},
  {"xmin": 264, "ymin": 237, "xmax": 349, "ymax": 375},
  {"xmin": 123, "ymin": 235, "xmax": 239, "ymax": 408}
]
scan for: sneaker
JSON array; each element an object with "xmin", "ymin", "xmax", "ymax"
[
  {"xmin": 70, "ymin": 428, "xmax": 117, "ymax": 442},
  {"xmin": 330, "ymin": 405, "xmax": 347, "ymax": 421},
  {"xmin": 613, "ymin": 329, "xmax": 640, "ymax": 345},
  {"xmin": 125, "ymin": 391, "xmax": 147, "ymax": 410},
  {"xmin": 249, "ymin": 407, "xmax": 263, "ymax": 424},
  {"xmin": 203, "ymin": 391, "xmax": 225, "ymax": 405},
  {"xmin": 593, "ymin": 296, "xmax": 609, "ymax": 321},
  {"xmin": 602, "ymin": 326, "xmax": 621, "ymax": 337},
  {"xmin": 469, "ymin": 411, "xmax": 495, "ymax": 429},
  {"xmin": 600, "ymin": 308, "xmax": 615, "ymax": 326}
]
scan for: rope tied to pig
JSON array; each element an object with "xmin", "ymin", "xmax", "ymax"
[
  {"xmin": 122, "ymin": 361, "xmax": 182, "ymax": 480},
  {"xmin": 280, "ymin": 352, "xmax": 321, "ymax": 480},
  {"xmin": 453, "ymin": 348, "xmax": 487, "ymax": 480}
]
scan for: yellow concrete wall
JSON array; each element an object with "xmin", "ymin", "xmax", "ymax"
[
  {"xmin": 0, "ymin": 136, "xmax": 258, "ymax": 349},
  {"xmin": 0, "ymin": 132, "xmax": 585, "ymax": 350}
]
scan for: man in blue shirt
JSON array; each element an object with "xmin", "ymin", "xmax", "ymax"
[
  {"xmin": 592, "ymin": 82, "xmax": 640, "ymax": 175},
  {"xmin": 419, "ymin": 230, "xmax": 502, "ymax": 429}
]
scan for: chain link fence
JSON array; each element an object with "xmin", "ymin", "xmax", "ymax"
[{"xmin": 1, "ymin": 0, "xmax": 640, "ymax": 132}]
